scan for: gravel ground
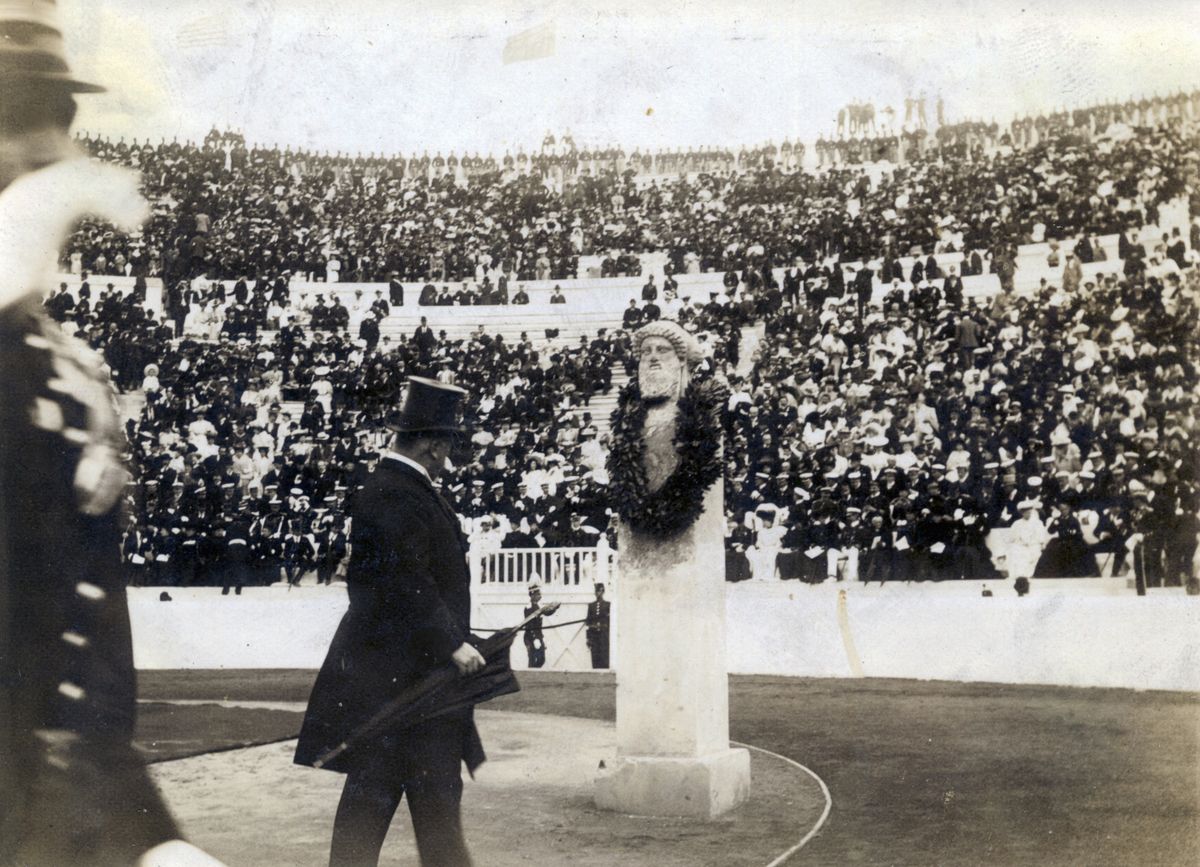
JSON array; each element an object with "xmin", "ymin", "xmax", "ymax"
[{"xmin": 137, "ymin": 671, "xmax": 1200, "ymax": 866}]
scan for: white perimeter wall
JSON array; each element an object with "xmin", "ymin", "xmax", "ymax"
[{"xmin": 128, "ymin": 580, "xmax": 1200, "ymax": 692}]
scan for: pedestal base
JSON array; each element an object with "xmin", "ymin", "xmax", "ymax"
[{"xmin": 594, "ymin": 747, "xmax": 751, "ymax": 819}]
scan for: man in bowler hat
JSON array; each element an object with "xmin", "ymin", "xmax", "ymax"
[
  {"xmin": 295, "ymin": 377, "xmax": 486, "ymax": 867},
  {"xmin": 0, "ymin": 3, "xmax": 222, "ymax": 865}
]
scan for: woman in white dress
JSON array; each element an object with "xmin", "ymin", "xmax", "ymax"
[
  {"xmin": 194, "ymin": 300, "xmax": 222, "ymax": 340},
  {"xmin": 1006, "ymin": 499, "xmax": 1050, "ymax": 579},
  {"xmin": 746, "ymin": 505, "xmax": 786, "ymax": 582}
]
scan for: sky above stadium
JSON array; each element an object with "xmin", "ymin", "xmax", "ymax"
[{"xmin": 62, "ymin": 0, "xmax": 1199, "ymax": 155}]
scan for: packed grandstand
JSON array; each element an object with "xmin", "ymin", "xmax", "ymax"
[{"xmin": 45, "ymin": 89, "xmax": 1200, "ymax": 591}]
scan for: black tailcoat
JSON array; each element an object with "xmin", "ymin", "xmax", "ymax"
[{"xmin": 294, "ymin": 456, "xmax": 485, "ymax": 775}]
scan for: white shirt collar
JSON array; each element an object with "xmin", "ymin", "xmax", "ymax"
[{"xmin": 383, "ymin": 450, "xmax": 431, "ymax": 482}]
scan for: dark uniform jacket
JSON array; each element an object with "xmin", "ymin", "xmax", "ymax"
[
  {"xmin": 585, "ymin": 599, "xmax": 610, "ymax": 639},
  {"xmin": 522, "ymin": 604, "xmax": 545, "ymax": 649},
  {"xmin": 294, "ymin": 456, "xmax": 485, "ymax": 775},
  {"xmin": 1, "ymin": 300, "xmax": 177, "ymax": 864}
]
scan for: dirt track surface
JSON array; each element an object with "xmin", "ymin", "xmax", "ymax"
[
  {"xmin": 138, "ymin": 671, "xmax": 1200, "ymax": 866},
  {"xmin": 149, "ymin": 711, "xmax": 825, "ymax": 867}
]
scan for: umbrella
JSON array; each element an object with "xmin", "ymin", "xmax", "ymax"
[{"xmin": 313, "ymin": 603, "xmax": 561, "ymax": 770}]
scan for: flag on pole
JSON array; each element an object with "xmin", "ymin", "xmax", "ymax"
[{"xmin": 502, "ymin": 20, "xmax": 556, "ymax": 64}]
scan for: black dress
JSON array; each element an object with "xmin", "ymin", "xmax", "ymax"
[{"xmin": 1034, "ymin": 516, "xmax": 1099, "ymax": 577}]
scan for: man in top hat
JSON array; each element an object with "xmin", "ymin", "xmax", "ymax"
[
  {"xmin": 1, "ymin": 4, "xmax": 223, "ymax": 865},
  {"xmin": 295, "ymin": 377, "xmax": 486, "ymax": 867}
]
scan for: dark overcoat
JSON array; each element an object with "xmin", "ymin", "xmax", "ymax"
[
  {"xmin": 1, "ymin": 300, "xmax": 178, "ymax": 864},
  {"xmin": 294, "ymin": 456, "xmax": 485, "ymax": 775}
]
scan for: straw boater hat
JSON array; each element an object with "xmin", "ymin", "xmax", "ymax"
[{"xmin": 0, "ymin": 0, "xmax": 105, "ymax": 93}]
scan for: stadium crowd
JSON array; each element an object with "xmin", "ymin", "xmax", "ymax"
[
  {"xmin": 41, "ymin": 93, "xmax": 1200, "ymax": 590},
  {"xmin": 724, "ymin": 254, "xmax": 1199, "ymax": 587},
  {"xmin": 63, "ymin": 90, "xmax": 1197, "ymax": 294},
  {"xmin": 43, "ymin": 276, "xmax": 642, "ymax": 590}
]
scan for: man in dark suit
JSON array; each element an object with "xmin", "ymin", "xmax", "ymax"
[
  {"xmin": 585, "ymin": 583, "xmax": 611, "ymax": 669},
  {"xmin": 295, "ymin": 377, "xmax": 485, "ymax": 867},
  {"xmin": 388, "ymin": 272, "xmax": 405, "ymax": 306},
  {"xmin": 622, "ymin": 299, "xmax": 643, "ymax": 330},
  {"xmin": 370, "ymin": 289, "xmax": 390, "ymax": 319},
  {"xmin": 782, "ymin": 260, "xmax": 801, "ymax": 307},
  {"xmin": 358, "ymin": 311, "xmax": 381, "ymax": 352},
  {"xmin": 942, "ymin": 267, "xmax": 964, "ymax": 308},
  {"xmin": 413, "ymin": 315, "xmax": 437, "ymax": 363},
  {"xmin": 640, "ymin": 275, "xmax": 657, "ymax": 302},
  {"xmin": 853, "ymin": 262, "xmax": 874, "ymax": 321},
  {"xmin": 1, "ymin": 8, "xmax": 222, "ymax": 864}
]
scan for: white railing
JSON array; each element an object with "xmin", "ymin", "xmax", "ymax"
[{"xmin": 470, "ymin": 544, "xmax": 615, "ymax": 589}]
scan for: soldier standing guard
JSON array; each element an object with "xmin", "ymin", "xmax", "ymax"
[
  {"xmin": 523, "ymin": 581, "xmax": 549, "ymax": 668},
  {"xmin": 585, "ymin": 583, "xmax": 611, "ymax": 669},
  {"xmin": 0, "ymin": 2, "xmax": 223, "ymax": 864}
]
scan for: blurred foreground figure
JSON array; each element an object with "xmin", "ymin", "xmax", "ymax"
[{"xmin": 0, "ymin": 2, "xmax": 222, "ymax": 865}]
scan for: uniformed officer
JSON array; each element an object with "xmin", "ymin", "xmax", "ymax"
[
  {"xmin": 584, "ymin": 583, "xmax": 611, "ymax": 669},
  {"xmin": 0, "ymin": 3, "xmax": 223, "ymax": 864},
  {"xmin": 523, "ymin": 581, "xmax": 549, "ymax": 668}
]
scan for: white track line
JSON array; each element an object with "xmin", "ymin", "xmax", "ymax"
[
  {"xmin": 732, "ymin": 740, "xmax": 833, "ymax": 866},
  {"xmin": 138, "ymin": 698, "xmax": 308, "ymax": 712}
]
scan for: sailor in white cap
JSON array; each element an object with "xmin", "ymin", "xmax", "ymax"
[{"xmin": 522, "ymin": 578, "xmax": 552, "ymax": 668}]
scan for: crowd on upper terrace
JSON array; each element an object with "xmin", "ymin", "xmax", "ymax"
[{"xmin": 61, "ymin": 91, "xmax": 1197, "ymax": 296}]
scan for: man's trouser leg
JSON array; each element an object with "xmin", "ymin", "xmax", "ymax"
[
  {"xmin": 329, "ymin": 723, "xmax": 472, "ymax": 867},
  {"xmin": 330, "ymin": 772, "xmax": 404, "ymax": 867},
  {"xmin": 406, "ymin": 723, "xmax": 471, "ymax": 867},
  {"xmin": 593, "ymin": 635, "xmax": 609, "ymax": 669}
]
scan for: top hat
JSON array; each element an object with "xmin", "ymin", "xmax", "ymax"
[
  {"xmin": 0, "ymin": 1, "xmax": 104, "ymax": 92},
  {"xmin": 385, "ymin": 376, "xmax": 469, "ymax": 434}
]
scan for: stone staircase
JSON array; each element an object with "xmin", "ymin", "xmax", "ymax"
[
  {"xmin": 566, "ymin": 366, "xmax": 628, "ymax": 439},
  {"xmin": 378, "ymin": 307, "xmax": 625, "ymax": 348}
]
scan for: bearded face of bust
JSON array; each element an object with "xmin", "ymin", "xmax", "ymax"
[{"xmin": 638, "ymin": 336, "xmax": 686, "ymax": 402}]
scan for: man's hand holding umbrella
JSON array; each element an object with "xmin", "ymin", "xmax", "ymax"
[{"xmin": 451, "ymin": 642, "xmax": 486, "ymax": 676}]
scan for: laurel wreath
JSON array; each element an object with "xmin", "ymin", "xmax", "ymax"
[{"xmin": 606, "ymin": 377, "xmax": 728, "ymax": 537}]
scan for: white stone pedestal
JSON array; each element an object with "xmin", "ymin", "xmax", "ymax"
[
  {"xmin": 594, "ymin": 480, "xmax": 750, "ymax": 818},
  {"xmin": 595, "ymin": 747, "xmax": 751, "ymax": 819}
]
